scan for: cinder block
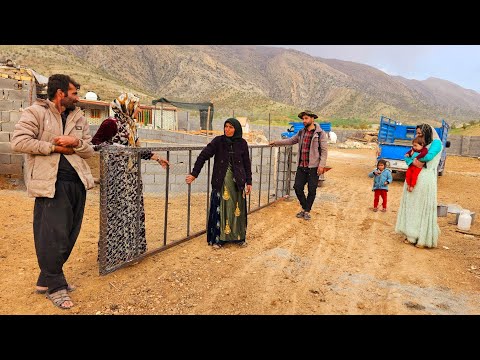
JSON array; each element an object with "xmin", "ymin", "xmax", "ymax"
[
  {"xmin": 142, "ymin": 174, "xmax": 155, "ymax": 184},
  {"xmin": 0, "ymin": 78, "xmax": 18, "ymax": 90},
  {"xmin": 154, "ymin": 174, "xmax": 166, "ymax": 184},
  {"xmin": 0, "ymin": 142, "xmax": 13, "ymax": 153},
  {"xmin": 0, "ymin": 153, "xmax": 10, "ymax": 163},
  {"xmin": 9, "ymin": 111, "xmax": 21, "ymax": 123},
  {"xmin": 10, "ymin": 154, "xmax": 24, "ymax": 164},
  {"xmin": 0, "ymin": 163, "xmax": 22, "ymax": 175},
  {"xmin": 0, "ymin": 100, "xmax": 14, "ymax": 111},
  {"xmin": 6, "ymin": 89, "xmax": 29, "ymax": 101},
  {"xmin": 0, "ymin": 122, "xmax": 16, "ymax": 132},
  {"xmin": 0, "ymin": 132, "xmax": 9, "ymax": 142},
  {"xmin": 144, "ymin": 163, "xmax": 163, "ymax": 174}
]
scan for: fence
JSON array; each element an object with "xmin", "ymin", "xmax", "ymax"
[{"xmin": 98, "ymin": 144, "xmax": 293, "ymax": 275}]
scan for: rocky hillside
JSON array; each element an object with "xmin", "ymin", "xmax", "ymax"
[{"xmin": 2, "ymin": 45, "xmax": 479, "ymax": 124}]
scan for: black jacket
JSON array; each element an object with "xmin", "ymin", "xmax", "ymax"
[{"xmin": 191, "ymin": 135, "xmax": 252, "ymax": 192}]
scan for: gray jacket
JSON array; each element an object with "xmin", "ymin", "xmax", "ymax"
[{"xmin": 274, "ymin": 123, "xmax": 328, "ymax": 168}]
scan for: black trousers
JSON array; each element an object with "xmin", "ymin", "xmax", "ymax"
[
  {"xmin": 293, "ymin": 167, "xmax": 319, "ymax": 212},
  {"xmin": 33, "ymin": 180, "xmax": 86, "ymax": 294}
]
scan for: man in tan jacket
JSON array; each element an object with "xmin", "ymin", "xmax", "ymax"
[{"xmin": 11, "ymin": 74, "xmax": 95, "ymax": 310}]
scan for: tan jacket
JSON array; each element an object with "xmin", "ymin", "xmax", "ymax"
[{"xmin": 11, "ymin": 99, "xmax": 95, "ymax": 198}]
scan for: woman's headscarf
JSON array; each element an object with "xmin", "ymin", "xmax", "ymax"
[
  {"xmin": 224, "ymin": 118, "xmax": 243, "ymax": 144},
  {"xmin": 111, "ymin": 93, "xmax": 140, "ymax": 147},
  {"xmin": 416, "ymin": 123, "xmax": 439, "ymax": 146}
]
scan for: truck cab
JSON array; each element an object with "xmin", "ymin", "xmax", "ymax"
[
  {"xmin": 377, "ymin": 116, "xmax": 450, "ymax": 176},
  {"xmin": 281, "ymin": 121, "xmax": 332, "ymax": 139}
]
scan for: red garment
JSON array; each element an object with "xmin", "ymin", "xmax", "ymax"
[
  {"xmin": 92, "ymin": 118, "xmax": 118, "ymax": 145},
  {"xmin": 405, "ymin": 165, "xmax": 423, "ymax": 188},
  {"xmin": 374, "ymin": 189, "xmax": 387, "ymax": 209},
  {"xmin": 299, "ymin": 128, "xmax": 314, "ymax": 167}
]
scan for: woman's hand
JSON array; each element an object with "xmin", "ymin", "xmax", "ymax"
[
  {"xmin": 245, "ymin": 184, "xmax": 252, "ymax": 195},
  {"xmin": 151, "ymin": 154, "xmax": 169, "ymax": 169},
  {"xmin": 185, "ymin": 175, "xmax": 196, "ymax": 184}
]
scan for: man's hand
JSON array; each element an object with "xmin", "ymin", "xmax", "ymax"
[
  {"xmin": 52, "ymin": 135, "xmax": 79, "ymax": 148},
  {"xmin": 269, "ymin": 141, "xmax": 275, "ymax": 146},
  {"xmin": 245, "ymin": 184, "xmax": 252, "ymax": 195},
  {"xmin": 53, "ymin": 145, "xmax": 75, "ymax": 155},
  {"xmin": 317, "ymin": 166, "xmax": 325, "ymax": 175},
  {"xmin": 412, "ymin": 158, "xmax": 424, "ymax": 168},
  {"xmin": 185, "ymin": 175, "xmax": 196, "ymax": 184}
]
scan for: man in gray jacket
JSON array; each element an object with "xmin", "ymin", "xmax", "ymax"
[
  {"xmin": 270, "ymin": 110, "xmax": 328, "ymax": 220},
  {"xmin": 11, "ymin": 74, "xmax": 94, "ymax": 309}
]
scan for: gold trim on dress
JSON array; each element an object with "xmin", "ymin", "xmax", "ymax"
[
  {"xmin": 225, "ymin": 219, "xmax": 231, "ymax": 234},
  {"xmin": 223, "ymin": 187, "xmax": 230, "ymax": 200},
  {"xmin": 235, "ymin": 202, "xmax": 241, "ymax": 217}
]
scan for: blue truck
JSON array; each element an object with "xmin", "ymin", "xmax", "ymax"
[
  {"xmin": 281, "ymin": 121, "xmax": 332, "ymax": 139},
  {"xmin": 377, "ymin": 115, "xmax": 451, "ymax": 176}
]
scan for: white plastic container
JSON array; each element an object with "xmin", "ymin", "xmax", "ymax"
[{"xmin": 457, "ymin": 210, "xmax": 472, "ymax": 231}]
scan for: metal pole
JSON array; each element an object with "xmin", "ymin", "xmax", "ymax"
[
  {"xmin": 186, "ymin": 111, "xmax": 189, "ymax": 132},
  {"xmin": 275, "ymin": 147, "xmax": 280, "ymax": 200},
  {"xmin": 258, "ymin": 147, "xmax": 263, "ymax": 208},
  {"xmin": 187, "ymin": 150, "xmax": 192, "ymax": 237},
  {"xmin": 267, "ymin": 146, "xmax": 272, "ymax": 204},
  {"xmin": 163, "ymin": 151, "xmax": 170, "ymax": 246},
  {"xmin": 286, "ymin": 147, "xmax": 292, "ymax": 197},
  {"xmin": 206, "ymin": 106, "xmax": 211, "ymax": 143},
  {"xmin": 268, "ymin": 112, "xmax": 271, "ymax": 142},
  {"xmin": 248, "ymin": 147, "xmax": 252, "ymax": 212},
  {"xmin": 161, "ymin": 103, "xmax": 164, "ymax": 129},
  {"xmin": 206, "ymin": 158, "xmax": 211, "ymax": 229},
  {"xmin": 282, "ymin": 146, "xmax": 287, "ymax": 197}
]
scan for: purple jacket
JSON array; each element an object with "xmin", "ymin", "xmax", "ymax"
[{"xmin": 191, "ymin": 135, "xmax": 252, "ymax": 192}]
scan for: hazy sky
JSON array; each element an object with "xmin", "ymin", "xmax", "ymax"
[{"xmin": 268, "ymin": 45, "xmax": 480, "ymax": 93}]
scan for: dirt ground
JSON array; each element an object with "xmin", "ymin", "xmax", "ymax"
[{"xmin": 1, "ymin": 148, "xmax": 479, "ymax": 315}]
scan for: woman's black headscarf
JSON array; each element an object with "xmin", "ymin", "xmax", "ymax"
[
  {"xmin": 224, "ymin": 118, "xmax": 243, "ymax": 144},
  {"xmin": 416, "ymin": 124, "xmax": 433, "ymax": 145}
]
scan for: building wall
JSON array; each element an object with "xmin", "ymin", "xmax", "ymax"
[
  {"xmin": 0, "ymin": 75, "xmax": 37, "ymax": 176},
  {"xmin": 78, "ymin": 104, "xmax": 110, "ymax": 126}
]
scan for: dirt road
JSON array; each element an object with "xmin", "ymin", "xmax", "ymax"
[{"xmin": 1, "ymin": 148, "xmax": 479, "ymax": 314}]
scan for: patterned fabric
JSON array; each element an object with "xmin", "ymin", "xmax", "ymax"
[
  {"xmin": 395, "ymin": 126, "xmax": 442, "ymax": 248},
  {"xmin": 299, "ymin": 128, "xmax": 314, "ymax": 167},
  {"xmin": 207, "ymin": 166, "xmax": 247, "ymax": 245},
  {"xmin": 111, "ymin": 93, "xmax": 140, "ymax": 147},
  {"xmin": 102, "ymin": 151, "xmax": 147, "ymax": 267}
]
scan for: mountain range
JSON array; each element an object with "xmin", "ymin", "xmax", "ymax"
[{"xmin": 2, "ymin": 45, "xmax": 479, "ymax": 125}]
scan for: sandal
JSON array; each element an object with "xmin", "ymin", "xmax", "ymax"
[
  {"xmin": 403, "ymin": 239, "xmax": 411, "ymax": 245},
  {"xmin": 212, "ymin": 244, "xmax": 222, "ymax": 249},
  {"xmin": 372, "ymin": 208, "xmax": 378, "ymax": 212},
  {"xmin": 36, "ymin": 284, "xmax": 76, "ymax": 295},
  {"xmin": 303, "ymin": 212, "xmax": 311, "ymax": 220},
  {"xmin": 46, "ymin": 289, "xmax": 74, "ymax": 310},
  {"xmin": 296, "ymin": 210, "xmax": 305, "ymax": 218},
  {"xmin": 238, "ymin": 241, "xmax": 248, "ymax": 247},
  {"xmin": 381, "ymin": 208, "xmax": 387, "ymax": 212}
]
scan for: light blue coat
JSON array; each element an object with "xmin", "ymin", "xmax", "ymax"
[{"xmin": 368, "ymin": 168, "xmax": 393, "ymax": 191}]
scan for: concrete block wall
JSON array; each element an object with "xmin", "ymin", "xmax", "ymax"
[{"xmin": 0, "ymin": 76, "xmax": 36, "ymax": 176}]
